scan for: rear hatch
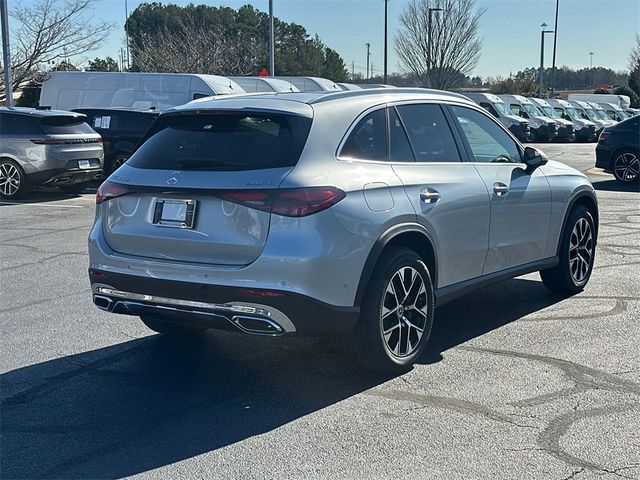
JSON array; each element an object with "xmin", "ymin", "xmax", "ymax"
[
  {"xmin": 36, "ymin": 114, "xmax": 103, "ymax": 168},
  {"xmin": 100, "ymin": 109, "xmax": 313, "ymax": 266}
]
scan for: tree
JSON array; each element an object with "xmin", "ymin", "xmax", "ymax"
[
  {"xmin": 16, "ymin": 80, "xmax": 42, "ymax": 107},
  {"xmin": 489, "ymin": 68, "xmax": 538, "ymax": 96},
  {"xmin": 0, "ymin": 0, "xmax": 113, "ymax": 96},
  {"xmin": 52, "ymin": 60, "xmax": 79, "ymax": 71},
  {"xmin": 395, "ymin": 0, "xmax": 485, "ymax": 90},
  {"xmin": 613, "ymin": 85, "xmax": 639, "ymax": 109},
  {"xmin": 86, "ymin": 57, "xmax": 120, "ymax": 72},
  {"xmin": 125, "ymin": 3, "xmax": 348, "ymax": 80},
  {"xmin": 628, "ymin": 32, "xmax": 640, "ymax": 103}
]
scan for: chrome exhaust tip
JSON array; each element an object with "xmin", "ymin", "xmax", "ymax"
[
  {"xmin": 232, "ymin": 315, "xmax": 284, "ymax": 335},
  {"xmin": 93, "ymin": 295, "xmax": 113, "ymax": 311}
]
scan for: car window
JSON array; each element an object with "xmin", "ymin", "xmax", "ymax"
[
  {"xmin": 5, "ymin": 114, "xmax": 41, "ymax": 135},
  {"xmin": 388, "ymin": 107, "xmax": 415, "ymax": 162},
  {"xmin": 479, "ymin": 102, "xmax": 498, "ymax": 118},
  {"xmin": 396, "ymin": 104, "xmax": 461, "ymax": 163},
  {"xmin": 451, "ymin": 105, "xmax": 522, "ymax": 163},
  {"xmin": 340, "ymin": 109, "xmax": 387, "ymax": 161},
  {"xmin": 510, "ymin": 104, "xmax": 522, "ymax": 116}
]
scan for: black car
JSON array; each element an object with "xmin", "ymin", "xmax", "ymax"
[
  {"xmin": 595, "ymin": 116, "xmax": 640, "ymax": 184},
  {"xmin": 72, "ymin": 108, "xmax": 159, "ymax": 175}
]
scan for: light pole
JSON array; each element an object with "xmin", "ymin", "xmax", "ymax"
[
  {"xmin": 269, "ymin": 0, "xmax": 274, "ymax": 75},
  {"xmin": 589, "ymin": 51, "xmax": 593, "ymax": 68},
  {"xmin": 365, "ymin": 42, "xmax": 371, "ymax": 79},
  {"xmin": 0, "ymin": 0, "xmax": 13, "ymax": 107},
  {"xmin": 124, "ymin": 0, "xmax": 130, "ymax": 70},
  {"xmin": 550, "ymin": 0, "xmax": 560, "ymax": 97},
  {"xmin": 538, "ymin": 23, "xmax": 554, "ymax": 97},
  {"xmin": 383, "ymin": 0, "xmax": 389, "ymax": 84},
  {"xmin": 427, "ymin": 6, "xmax": 443, "ymax": 88}
]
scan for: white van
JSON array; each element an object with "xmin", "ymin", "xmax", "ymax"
[
  {"xmin": 39, "ymin": 72, "xmax": 245, "ymax": 111},
  {"xmin": 568, "ymin": 93, "xmax": 630, "ymax": 110},
  {"xmin": 528, "ymin": 98, "xmax": 576, "ymax": 142},
  {"xmin": 567, "ymin": 100, "xmax": 616, "ymax": 133},
  {"xmin": 229, "ymin": 77, "xmax": 299, "ymax": 93},
  {"xmin": 598, "ymin": 102, "xmax": 631, "ymax": 122},
  {"xmin": 498, "ymin": 94, "xmax": 560, "ymax": 142},
  {"xmin": 546, "ymin": 99, "xmax": 598, "ymax": 142},
  {"xmin": 463, "ymin": 92, "xmax": 531, "ymax": 142},
  {"xmin": 273, "ymin": 76, "xmax": 342, "ymax": 92}
]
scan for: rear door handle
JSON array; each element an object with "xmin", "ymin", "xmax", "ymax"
[
  {"xmin": 493, "ymin": 182, "xmax": 509, "ymax": 196},
  {"xmin": 419, "ymin": 187, "xmax": 441, "ymax": 204}
]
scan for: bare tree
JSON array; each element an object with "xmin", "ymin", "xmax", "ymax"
[
  {"xmin": 395, "ymin": 0, "xmax": 485, "ymax": 90},
  {"xmin": 132, "ymin": 16, "xmax": 266, "ymax": 76},
  {"xmin": 630, "ymin": 32, "xmax": 640, "ymax": 71},
  {"xmin": 0, "ymin": 0, "xmax": 112, "ymax": 94}
]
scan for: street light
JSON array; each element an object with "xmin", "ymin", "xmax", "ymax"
[
  {"xmin": 550, "ymin": 0, "xmax": 560, "ymax": 97},
  {"xmin": 383, "ymin": 0, "xmax": 389, "ymax": 84},
  {"xmin": 0, "ymin": 0, "xmax": 13, "ymax": 108},
  {"xmin": 427, "ymin": 6, "xmax": 443, "ymax": 88},
  {"xmin": 269, "ymin": 0, "xmax": 274, "ymax": 75},
  {"xmin": 589, "ymin": 51, "xmax": 594, "ymax": 68},
  {"xmin": 538, "ymin": 23, "xmax": 554, "ymax": 97},
  {"xmin": 365, "ymin": 42, "xmax": 371, "ymax": 79}
]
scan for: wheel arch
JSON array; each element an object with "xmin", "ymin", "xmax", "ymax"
[
  {"xmin": 354, "ymin": 223, "xmax": 438, "ymax": 306},
  {"xmin": 556, "ymin": 191, "xmax": 599, "ymax": 256},
  {"xmin": 610, "ymin": 145, "xmax": 640, "ymax": 170}
]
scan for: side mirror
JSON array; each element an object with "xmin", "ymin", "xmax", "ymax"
[{"xmin": 523, "ymin": 146, "xmax": 548, "ymax": 174}]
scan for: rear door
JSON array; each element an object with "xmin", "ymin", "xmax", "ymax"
[
  {"xmin": 447, "ymin": 105, "xmax": 551, "ymax": 274},
  {"xmin": 101, "ymin": 110, "xmax": 312, "ymax": 266},
  {"xmin": 388, "ymin": 103, "xmax": 490, "ymax": 288}
]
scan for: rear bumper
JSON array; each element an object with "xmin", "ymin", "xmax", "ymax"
[
  {"xmin": 595, "ymin": 145, "xmax": 612, "ymax": 171},
  {"xmin": 89, "ymin": 269, "xmax": 360, "ymax": 336},
  {"xmin": 27, "ymin": 164, "xmax": 103, "ymax": 186}
]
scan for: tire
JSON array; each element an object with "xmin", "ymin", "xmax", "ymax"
[
  {"xmin": 0, "ymin": 159, "xmax": 30, "ymax": 199},
  {"xmin": 348, "ymin": 247, "xmax": 435, "ymax": 373},
  {"xmin": 611, "ymin": 149, "xmax": 640, "ymax": 183},
  {"xmin": 59, "ymin": 182, "xmax": 90, "ymax": 194},
  {"xmin": 139, "ymin": 316, "xmax": 207, "ymax": 336},
  {"xmin": 540, "ymin": 205, "xmax": 596, "ymax": 294},
  {"xmin": 109, "ymin": 154, "xmax": 129, "ymax": 175}
]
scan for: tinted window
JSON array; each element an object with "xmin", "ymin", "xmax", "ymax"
[
  {"xmin": 40, "ymin": 116, "xmax": 95, "ymax": 135},
  {"xmin": 340, "ymin": 109, "xmax": 387, "ymax": 161},
  {"xmin": 389, "ymin": 107, "xmax": 415, "ymax": 162},
  {"xmin": 510, "ymin": 104, "xmax": 522, "ymax": 116},
  {"xmin": 451, "ymin": 105, "xmax": 522, "ymax": 163},
  {"xmin": 479, "ymin": 102, "xmax": 498, "ymax": 117},
  {"xmin": 120, "ymin": 112, "xmax": 157, "ymax": 134},
  {"xmin": 396, "ymin": 104, "xmax": 461, "ymax": 162},
  {"xmin": 128, "ymin": 113, "xmax": 312, "ymax": 171},
  {"xmin": 5, "ymin": 114, "xmax": 41, "ymax": 135}
]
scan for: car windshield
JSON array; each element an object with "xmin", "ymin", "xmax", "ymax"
[
  {"xmin": 566, "ymin": 107, "xmax": 583, "ymax": 121},
  {"xmin": 523, "ymin": 104, "xmax": 542, "ymax": 117},
  {"xmin": 574, "ymin": 108, "xmax": 590, "ymax": 120},
  {"xmin": 618, "ymin": 110, "xmax": 630, "ymax": 120},
  {"xmin": 583, "ymin": 108, "xmax": 601, "ymax": 122},
  {"xmin": 493, "ymin": 102, "xmax": 512, "ymax": 116},
  {"xmin": 594, "ymin": 109, "xmax": 610, "ymax": 120},
  {"xmin": 541, "ymin": 106, "xmax": 560, "ymax": 118}
]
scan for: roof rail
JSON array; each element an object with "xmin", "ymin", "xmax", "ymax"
[{"xmin": 308, "ymin": 87, "xmax": 472, "ymax": 104}]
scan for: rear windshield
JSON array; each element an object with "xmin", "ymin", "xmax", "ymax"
[
  {"xmin": 40, "ymin": 116, "xmax": 95, "ymax": 135},
  {"xmin": 128, "ymin": 113, "xmax": 312, "ymax": 171}
]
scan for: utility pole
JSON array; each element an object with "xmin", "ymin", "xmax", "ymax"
[
  {"xmin": 589, "ymin": 51, "xmax": 593, "ymax": 68},
  {"xmin": 1, "ymin": 0, "xmax": 13, "ymax": 107},
  {"xmin": 124, "ymin": 0, "xmax": 130, "ymax": 70},
  {"xmin": 427, "ymin": 6, "xmax": 443, "ymax": 88},
  {"xmin": 269, "ymin": 0, "xmax": 275, "ymax": 76},
  {"xmin": 538, "ymin": 23, "xmax": 554, "ymax": 97},
  {"xmin": 351, "ymin": 60, "xmax": 355, "ymax": 80},
  {"xmin": 550, "ymin": 0, "xmax": 559, "ymax": 98},
  {"xmin": 365, "ymin": 42, "xmax": 371, "ymax": 79},
  {"xmin": 383, "ymin": 0, "xmax": 389, "ymax": 84}
]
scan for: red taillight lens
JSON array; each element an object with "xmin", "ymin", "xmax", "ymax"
[
  {"xmin": 31, "ymin": 139, "xmax": 65, "ymax": 145},
  {"xmin": 96, "ymin": 180, "xmax": 131, "ymax": 205},
  {"xmin": 598, "ymin": 131, "xmax": 611, "ymax": 142},
  {"xmin": 215, "ymin": 187, "xmax": 346, "ymax": 217},
  {"xmin": 31, "ymin": 138, "xmax": 102, "ymax": 145}
]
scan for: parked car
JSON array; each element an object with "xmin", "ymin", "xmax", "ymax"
[
  {"xmin": 72, "ymin": 108, "xmax": 160, "ymax": 175},
  {"xmin": 229, "ymin": 77, "xmax": 299, "ymax": 93},
  {"xmin": 0, "ymin": 107, "xmax": 103, "ymax": 198},
  {"xmin": 89, "ymin": 89, "xmax": 598, "ymax": 372},
  {"xmin": 273, "ymin": 76, "xmax": 342, "ymax": 92},
  {"xmin": 337, "ymin": 83, "xmax": 363, "ymax": 90},
  {"xmin": 463, "ymin": 93, "xmax": 531, "ymax": 142},
  {"xmin": 40, "ymin": 72, "xmax": 245, "ymax": 111},
  {"xmin": 595, "ymin": 115, "xmax": 640, "ymax": 183},
  {"xmin": 546, "ymin": 99, "xmax": 598, "ymax": 142},
  {"xmin": 498, "ymin": 94, "xmax": 559, "ymax": 142},
  {"xmin": 624, "ymin": 108, "xmax": 640, "ymax": 117},
  {"xmin": 598, "ymin": 102, "xmax": 631, "ymax": 123},
  {"xmin": 529, "ymin": 97, "xmax": 576, "ymax": 142},
  {"xmin": 568, "ymin": 100, "xmax": 615, "ymax": 135},
  {"xmin": 586, "ymin": 101, "xmax": 618, "ymax": 125}
]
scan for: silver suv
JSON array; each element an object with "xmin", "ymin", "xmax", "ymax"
[
  {"xmin": 0, "ymin": 107, "xmax": 103, "ymax": 198},
  {"xmin": 89, "ymin": 89, "xmax": 598, "ymax": 372}
]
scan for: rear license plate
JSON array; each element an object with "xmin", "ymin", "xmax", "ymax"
[
  {"xmin": 78, "ymin": 160, "xmax": 91, "ymax": 169},
  {"xmin": 153, "ymin": 199, "xmax": 197, "ymax": 229}
]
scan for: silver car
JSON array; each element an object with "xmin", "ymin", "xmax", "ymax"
[
  {"xmin": 0, "ymin": 107, "xmax": 104, "ymax": 198},
  {"xmin": 89, "ymin": 89, "xmax": 598, "ymax": 372}
]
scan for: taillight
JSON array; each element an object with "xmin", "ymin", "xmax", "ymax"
[
  {"xmin": 215, "ymin": 187, "xmax": 346, "ymax": 217},
  {"xmin": 31, "ymin": 138, "xmax": 102, "ymax": 144},
  {"xmin": 31, "ymin": 139, "xmax": 65, "ymax": 145},
  {"xmin": 598, "ymin": 131, "xmax": 611, "ymax": 142},
  {"xmin": 96, "ymin": 180, "xmax": 131, "ymax": 204}
]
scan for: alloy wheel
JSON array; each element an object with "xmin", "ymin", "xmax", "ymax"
[
  {"xmin": 380, "ymin": 266, "xmax": 428, "ymax": 358},
  {"xmin": 111, "ymin": 156, "xmax": 128, "ymax": 173},
  {"xmin": 613, "ymin": 152, "xmax": 640, "ymax": 183},
  {"xmin": 0, "ymin": 162, "xmax": 21, "ymax": 197},
  {"xmin": 568, "ymin": 217, "xmax": 593, "ymax": 284}
]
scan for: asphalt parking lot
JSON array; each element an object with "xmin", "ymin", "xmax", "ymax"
[{"xmin": 1, "ymin": 143, "xmax": 639, "ymax": 480}]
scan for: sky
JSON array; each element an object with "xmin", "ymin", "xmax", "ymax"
[{"xmin": 9, "ymin": 0, "xmax": 640, "ymax": 78}]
